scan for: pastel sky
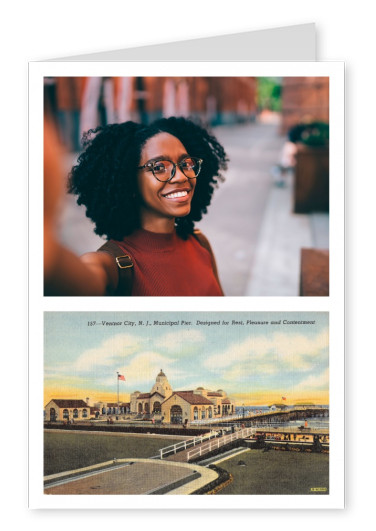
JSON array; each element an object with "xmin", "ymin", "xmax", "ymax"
[{"xmin": 44, "ymin": 312, "xmax": 329, "ymax": 406}]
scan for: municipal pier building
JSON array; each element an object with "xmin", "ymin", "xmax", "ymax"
[{"xmin": 131, "ymin": 370, "xmax": 235, "ymax": 424}]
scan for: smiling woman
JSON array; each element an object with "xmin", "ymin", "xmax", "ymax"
[{"xmin": 44, "ymin": 117, "xmax": 228, "ymax": 296}]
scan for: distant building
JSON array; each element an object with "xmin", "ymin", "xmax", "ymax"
[
  {"xmin": 131, "ymin": 370, "xmax": 235, "ymax": 424},
  {"xmin": 44, "ymin": 397, "xmax": 130, "ymax": 421},
  {"xmin": 94, "ymin": 401, "xmax": 130, "ymax": 416},
  {"xmin": 44, "ymin": 399, "xmax": 91, "ymax": 422}
]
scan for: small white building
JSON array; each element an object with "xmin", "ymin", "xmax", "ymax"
[{"xmin": 44, "ymin": 399, "xmax": 91, "ymax": 422}]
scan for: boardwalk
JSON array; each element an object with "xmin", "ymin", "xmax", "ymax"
[{"xmin": 163, "ymin": 428, "xmax": 255, "ymax": 463}]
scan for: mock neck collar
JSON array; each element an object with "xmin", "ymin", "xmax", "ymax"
[{"xmin": 121, "ymin": 228, "xmax": 178, "ymax": 251}]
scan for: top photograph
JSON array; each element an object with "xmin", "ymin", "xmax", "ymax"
[{"xmin": 44, "ymin": 76, "xmax": 329, "ymax": 297}]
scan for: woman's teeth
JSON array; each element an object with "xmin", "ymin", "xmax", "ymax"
[{"xmin": 164, "ymin": 191, "xmax": 188, "ymax": 199}]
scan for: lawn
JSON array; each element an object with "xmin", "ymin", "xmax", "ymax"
[
  {"xmin": 215, "ymin": 449, "xmax": 329, "ymax": 495},
  {"xmin": 44, "ymin": 431, "xmax": 183, "ymax": 476}
]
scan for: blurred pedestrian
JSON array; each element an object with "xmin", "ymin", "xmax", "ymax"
[{"xmin": 56, "ymin": 77, "xmax": 83, "ymax": 152}]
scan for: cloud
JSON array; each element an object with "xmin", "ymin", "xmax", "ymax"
[
  {"xmin": 154, "ymin": 329, "xmax": 206, "ymax": 354},
  {"xmin": 73, "ymin": 333, "xmax": 144, "ymax": 372},
  {"xmin": 271, "ymin": 330, "xmax": 329, "ymax": 360},
  {"xmin": 203, "ymin": 337, "xmax": 261, "ymax": 370},
  {"xmin": 101, "ymin": 351, "xmax": 183, "ymax": 388},
  {"xmin": 293, "ymin": 368, "xmax": 329, "ymax": 391},
  {"xmin": 203, "ymin": 329, "xmax": 329, "ymax": 375}
]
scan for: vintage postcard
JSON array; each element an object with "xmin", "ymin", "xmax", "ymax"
[{"xmin": 30, "ymin": 310, "xmax": 343, "ymax": 509}]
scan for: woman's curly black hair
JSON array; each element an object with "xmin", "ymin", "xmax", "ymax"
[{"xmin": 68, "ymin": 116, "xmax": 228, "ymax": 240}]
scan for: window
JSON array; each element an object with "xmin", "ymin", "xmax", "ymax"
[
  {"xmin": 153, "ymin": 402, "xmax": 161, "ymax": 413},
  {"xmin": 170, "ymin": 405, "xmax": 183, "ymax": 424}
]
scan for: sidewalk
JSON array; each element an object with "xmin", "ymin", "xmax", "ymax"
[
  {"xmin": 199, "ymin": 122, "xmax": 329, "ymax": 296},
  {"xmin": 44, "ymin": 458, "xmax": 218, "ymax": 495},
  {"xmin": 245, "ymin": 174, "xmax": 329, "ymax": 296}
]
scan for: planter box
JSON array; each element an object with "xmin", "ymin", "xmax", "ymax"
[
  {"xmin": 294, "ymin": 143, "xmax": 329, "ymax": 213},
  {"xmin": 300, "ymin": 248, "xmax": 329, "ymax": 296}
]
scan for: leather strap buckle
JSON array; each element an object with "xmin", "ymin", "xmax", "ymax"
[{"xmin": 115, "ymin": 255, "xmax": 133, "ymax": 269}]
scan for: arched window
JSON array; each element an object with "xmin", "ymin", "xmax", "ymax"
[
  {"xmin": 73, "ymin": 409, "xmax": 78, "ymax": 418},
  {"xmin": 63, "ymin": 409, "xmax": 69, "ymax": 419},
  {"xmin": 201, "ymin": 408, "xmax": 206, "ymax": 419},
  {"xmin": 153, "ymin": 402, "xmax": 161, "ymax": 413},
  {"xmin": 49, "ymin": 407, "xmax": 56, "ymax": 421},
  {"xmin": 82, "ymin": 409, "xmax": 87, "ymax": 418},
  {"xmin": 208, "ymin": 407, "xmax": 213, "ymax": 418},
  {"xmin": 193, "ymin": 407, "xmax": 198, "ymax": 420},
  {"xmin": 170, "ymin": 405, "xmax": 183, "ymax": 424}
]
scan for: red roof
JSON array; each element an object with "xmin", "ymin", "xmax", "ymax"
[
  {"xmin": 207, "ymin": 392, "xmax": 222, "ymax": 397},
  {"xmin": 150, "ymin": 391, "xmax": 164, "ymax": 398},
  {"xmin": 221, "ymin": 398, "xmax": 231, "ymax": 404},
  {"xmin": 137, "ymin": 393, "xmax": 151, "ymax": 399},
  {"xmin": 170, "ymin": 391, "xmax": 214, "ymax": 406},
  {"xmin": 50, "ymin": 399, "xmax": 88, "ymax": 408}
]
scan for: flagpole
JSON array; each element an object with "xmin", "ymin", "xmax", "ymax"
[{"xmin": 117, "ymin": 371, "xmax": 119, "ymax": 404}]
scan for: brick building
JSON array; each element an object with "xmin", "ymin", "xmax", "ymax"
[{"xmin": 280, "ymin": 77, "xmax": 329, "ymax": 135}]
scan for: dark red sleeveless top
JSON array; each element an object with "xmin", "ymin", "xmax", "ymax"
[{"xmin": 114, "ymin": 229, "xmax": 223, "ymax": 296}]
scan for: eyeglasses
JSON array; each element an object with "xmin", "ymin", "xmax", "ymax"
[{"xmin": 138, "ymin": 156, "xmax": 203, "ymax": 182}]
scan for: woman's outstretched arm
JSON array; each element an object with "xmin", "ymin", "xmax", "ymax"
[{"xmin": 44, "ymin": 118, "xmax": 118, "ymax": 296}]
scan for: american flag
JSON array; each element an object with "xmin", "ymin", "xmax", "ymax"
[
  {"xmin": 118, "ymin": 374, "xmax": 125, "ymax": 381},
  {"xmin": 282, "ymin": 396, "xmax": 286, "ymax": 400}
]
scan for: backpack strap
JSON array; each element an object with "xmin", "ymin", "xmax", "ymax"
[
  {"xmin": 193, "ymin": 229, "xmax": 223, "ymax": 294},
  {"xmin": 97, "ymin": 241, "xmax": 133, "ymax": 296}
]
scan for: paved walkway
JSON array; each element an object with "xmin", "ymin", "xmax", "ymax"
[
  {"xmin": 245, "ymin": 174, "xmax": 328, "ymax": 296},
  {"xmin": 44, "ymin": 458, "xmax": 217, "ymax": 496}
]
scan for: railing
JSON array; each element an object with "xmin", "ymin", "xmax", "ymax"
[
  {"xmin": 190, "ymin": 406, "xmax": 329, "ymax": 427},
  {"xmin": 186, "ymin": 427, "xmax": 255, "ymax": 462},
  {"xmin": 190, "ymin": 413, "xmax": 246, "ymax": 426},
  {"xmin": 159, "ymin": 431, "xmax": 219, "ymax": 459}
]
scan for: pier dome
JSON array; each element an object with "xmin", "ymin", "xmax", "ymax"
[{"xmin": 151, "ymin": 369, "xmax": 172, "ymax": 398}]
